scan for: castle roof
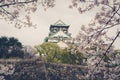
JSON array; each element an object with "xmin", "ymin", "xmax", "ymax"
[{"xmin": 51, "ymin": 20, "xmax": 69, "ymax": 27}]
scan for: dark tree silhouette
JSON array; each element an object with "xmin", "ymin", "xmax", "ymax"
[{"xmin": 0, "ymin": 36, "xmax": 23, "ymax": 58}]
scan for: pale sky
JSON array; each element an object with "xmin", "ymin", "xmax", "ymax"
[{"xmin": 0, "ymin": 0, "xmax": 120, "ymax": 49}]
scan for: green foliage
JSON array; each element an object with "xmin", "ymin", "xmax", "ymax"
[
  {"xmin": 35, "ymin": 42, "xmax": 84, "ymax": 65},
  {"xmin": 61, "ymin": 52, "xmax": 76, "ymax": 64},
  {"xmin": 0, "ymin": 36, "xmax": 23, "ymax": 58},
  {"xmin": 35, "ymin": 42, "xmax": 61, "ymax": 62},
  {"xmin": 60, "ymin": 48, "xmax": 83, "ymax": 65}
]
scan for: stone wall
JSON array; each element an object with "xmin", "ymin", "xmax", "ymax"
[{"xmin": 0, "ymin": 59, "xmax": 88, "ymax": 80}]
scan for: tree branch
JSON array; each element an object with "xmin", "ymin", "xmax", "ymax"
[
  {"xmin": 1, "ymin": 7, "xmax": 15, "ymax": 18},
  {"xmin": 103, "ymin": 4, "xmax": 120, "ymax": 16},
  {"xmin": 0, "ymin": 0, "xmax": 37, "ymax": 7},
  {"xmin": 1, "ymin": 7, "xmax": 35, "ymax": 28},
  {"xmin": 88, "ymin": 5, "xmax": 120, "ymax": 43},
  {"xmin": 96, "ymin": 31, "xmax": 120, "ymax": 66}
]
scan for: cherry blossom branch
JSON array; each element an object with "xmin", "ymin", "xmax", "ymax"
[
  {"xmin": 1, "ymin": 7, "xmax": 15, "ymax": 18},
  {"xmin": 96, "ymin": 31, "xmax": 120, "ymax": 66},
  {"xmin": 90, "ymin": 31, "xmax": 120, "ymax": 78},
  {"xmin": 100, "ymin": 22, "xmax": 120, "ymax": 31},
  {"xmin": 1, "ymin": 7, "xmax": 35, "ymax": 28},
  {"xmin": 88, "ymin": 5, "xmax": 120, "ymax": 43},
  {"xmin": 103, "ymin": 4, "xmax": 120, "ymax": 16},
  {"xmin": 0, "ymin": 0, "xmax": 37, "ymax": 8}
]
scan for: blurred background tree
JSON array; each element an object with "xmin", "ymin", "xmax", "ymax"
[
  {"xmin": 0, "ymin": 36, "xmax": 23, "ymax": 58},
  {"xmin": 34, "ymin": 42, "xmax": 84, "ymax": 64},
  {"xmin": 34, "ymin": 42, "xmax": 62, "ymax": 63}
]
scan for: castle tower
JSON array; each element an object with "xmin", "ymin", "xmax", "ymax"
[{"xmin": 45, "ymin": 20, "xmax": 72, "ymax": 48}]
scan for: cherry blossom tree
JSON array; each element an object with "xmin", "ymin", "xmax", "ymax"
[
  {"xmin": 69, "ymin": 0, "xmax": 120, "ymax": 39},
  {"xmin": 0, "ymin": 0, "xmax": 55, "ymax": 28},
  {"xmin": 70, "ymin": 0, "xmax": 120, "ymax": 79}
]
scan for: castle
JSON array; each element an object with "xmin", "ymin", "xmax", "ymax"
[{"xmin": 45, "ymin": 20, "xmax": 72, "ymax": 48}]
